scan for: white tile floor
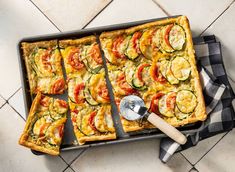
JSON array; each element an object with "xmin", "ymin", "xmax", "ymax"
[{"xmin": 0, "ymin": 0, "xmax": 235, "ymax": 171}]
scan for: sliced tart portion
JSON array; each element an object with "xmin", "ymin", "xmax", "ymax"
[
  {"xmin": 22, "ymin": 40, "xmax": 66, "ymax": 94},
  {"xmin": 100, "ymin": 31, "xmax": 130, "ymax": 65},
  {"xmin": 19, "ymin": 92, "xmax": 68, "ymax": 155},
  {"xmin": 59, "ymin": 36, "xmax": 103, "ymax": 77},
  {"xmin": 70, "ymin": 105, "xmax": 116, "ymax": 145}
]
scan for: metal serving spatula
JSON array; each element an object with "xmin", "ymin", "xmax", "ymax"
[{"xmin": 120, "ymin": 95, "xmax": 187, "ymax": 145}]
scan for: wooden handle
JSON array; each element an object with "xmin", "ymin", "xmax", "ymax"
[{"xmin": 147, "ymin": 113, "xmax": 187, "ymax": 145}]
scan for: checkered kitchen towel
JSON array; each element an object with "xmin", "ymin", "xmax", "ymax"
[{"xmin": 160, "ymin": 35, "xmax": 235, "ymax": 163}]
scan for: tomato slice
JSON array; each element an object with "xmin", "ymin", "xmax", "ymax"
[
  {"xmin": 150, "ymin": 64, "xmax": 166, "ymax": 83},
  {"xmin": 88, "ymin": 111, "xmax": 97, "ymax": 131},
  {"xmin": 97, "ymin": 82, "xmax": 110, "ymax": 101},
  {"xmin": 39, "ymin": 123, "xmax": 50, "ymax": 137},
  {"xmin": 57, "ymin": 100, "xmax": 68, "ymax": 108},
  {"xmin": 68, "ymin": 48, "xmax": 84, "ymax": 70},
  {"xmin": 149, "ymin": 93, "xmax": 164, "ymax": 114},
  {"xmin": 164, "ymin": 24, "xmax": 174, "ymax": 48},
  {"xmin": 90, "ymin": 44, "xmax": 103, "ymax": 64},
  {"xmin": 112, "ymin": 36, "xmax": 126, "ymax": 58},
  {"xmin": 51, "ymin": 78, "xmax": 65, "ymax": 94},
  {"xmin": 71, "ymin": 109, "xmax": 79, "ymax": 123},
  {"xmin": 115, "ymin": 97, "xmax": 121, "ymax": 111},
  {"xmin": 166, "ymin": 92, "xmax": 176, "ymax": 110},
  {"xmin": 40, "ymin": 95, "xmax": 50, "ymax": 107},
  {"xmin": 74, "ymin": 83, "xmax": 85, "ymax": 104},
  {"xmin": 58, "ymin": 125, "xmax": 64, "ymax": 138},
  {"xmin": 137, "ymin": 63, "xmax": 150, "ymax": 82},
  {"xmin": 41, "ymin": 49, "xmax": 52, "ymax": 72},
  {"xmin": 132, "ymin": 32, "xmax": 142, "ymax": 53},
  {"xmin": 117, "ymin": 73, "xmax": 137, "ymax": 94}
]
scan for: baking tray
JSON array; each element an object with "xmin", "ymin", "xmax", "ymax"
[{"xmin": 17, "ymin": 15, "xmax": 205, "ymax": 155}]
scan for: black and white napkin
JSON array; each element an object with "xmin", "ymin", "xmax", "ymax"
[{"xmin": 159, "ymin": 35, "xmax": 235, "ymax": 163}]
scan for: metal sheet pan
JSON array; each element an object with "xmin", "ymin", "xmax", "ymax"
[{"xmin": 17, "ymin": 15, "xmax": 204, "ymax": 155}]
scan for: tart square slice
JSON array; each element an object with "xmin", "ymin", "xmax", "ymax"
[
  {"xmin": 68, "ymin": 69, "xmax": 116, "ymax": 145},
  {"xmin": 59, "ymin": 36, "xmax": 103, "ymax": 78},
  {"xmin": 19, "ymin": 92, "xmax": 68, "ymax": 155},
  {"xmin": 21, "ymin": 40, "xmax": 66, "ymax": 94},
  {"xmin": 71, "ymin": 105, "xmax": 116, "ymax": 145}
]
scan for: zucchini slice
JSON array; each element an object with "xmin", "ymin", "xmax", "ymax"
[
  {"xmin": 169, "ymin": 25, "xmax": 186, "ymax": 51},
  {"xmin": 32, "ymin": 115, "xmax": 52, "ymax": 136},
  {"xmin": 158, "ymin": 60, "xmax": 169, "ymax": 78},
  {"xmin": 84, "ymin": 77, "xmax": 100, "ymax": 106},
  {"xmin": 141, "ymin": 66, "xmax": 152, "ymax": 86},
  {"xmin": 105, "ymin": 113, "xmax": 115, "ymax": 132},
  {"xmin": 139, "ymin": 29, "xmax": 155, "ymax": 59},
  {"xmin": 117, "ymin": 36, "xmax": 131, "ymax": 57},
  {"xmin": 124, "ymin": 62, "xmax": 136, "ymax": 87},
  {"xmin": 125, "ymin": 32, "xmax": 142, "ymax": 60},
  {"xmin": 82, "ymin": 58, "xmax": 102, "ymax": 74},
  {"xmin": 45, "ymin": 119, "xmax": 64, "ymax": 146},
  {"xmin": 171, "ymin": 56, "xmax": 191, "ymax": 81},
  {"xmin": 82, "ymin": 45, "xmax": 102, "ymax": 74},
  {"xmin": 81, "ymin": 111, "xmax": 96, "ymax": 136},
  {"xmin": 132, "ymin": 64, "xmax": 150, "ymax": 90},
  {"xmin": 175, "ymin": 106, "xmax": 188, "ymax": 120},
  {"xmin": 152, "ymin": 28, "xmax": 162, "ymax": 51},
  {"xmin": 158, "ymin": 93, "xmax": 175, "ymax": 117},
  {"xmin": 160, "ymin": 25, "xmax": 175, "ymax": 53},
  {"xmin": 176, "ymin": 90, "xmax": 197, "ymax": 114},
  {"xmin": 132, "ymin": 77, "xmax": 146, "ymax": 90},
  {"xmin": 94, "ymin": 112, "xmax": 107, "ymax": 133},
  {"xmin": 165, "ymin": 60, "xmax": 179, "ymax": 84}
]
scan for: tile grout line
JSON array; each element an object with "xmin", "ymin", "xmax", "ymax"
[
  {"xmin": 68, "ymin": 148, "xmax": 87, "ymax": 166},
  {"xmin": 194, "ymin": 131, "xmax": 230, "ymax": 166},
  {"xmin": 29, "ymin": 0, "xmax": 62, "ymax": 32},
  {"xmin": 68, "ymin": 166, "xmax": 76, "ymax": 172},
  {"xmin": 81, "ymin": 0, "xmax": 113, "ymax": 29},
  {"xmin": 189, "ymin": 167, "xmax": 199, "ymax": 172},
  {"xmin": 62, "ymin": 165, "xmax": 70, "ymax": 172},
  {"xmin": 6, "ymin": 87, "xmax": 22, "ymax": 102},
  {"xmin": 152, "ymin": 0, "xmax": 170, "ymax": 17},
  {"xmin": 7, "ymin": 103, "xmax": 26, "ymax": 121},
  {"xmin": 179, "ymin": 152, "xmax": 194, "ymax": 167},
  {"xmin": 200, "ymin": 0, "xmax": 235, "ymax": 36},
  {"xmin": 0, "ymin": 94, "xmax": 7, "ymax": 109},
  {"xmin": 0, "ymin": 101, "xmax": 7, "ymax": 109}
]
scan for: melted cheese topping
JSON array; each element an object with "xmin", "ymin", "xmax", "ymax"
[
  {"xmin": 171, "ymin": 57, "xmax": 190, "ymax": 80},
  {"xmin": 176, "ymin": 90, "xmax": 197, "ymax": 113},
  {"xmin": 89, "ymin": 72, "xmax": 109, "ymax": 103},
  {"xmin": 169, "ymin": 25, "xmax": 185, "ymax": 50},
  {"xmin": 37, "ymin": 78, "xmax": 52, "ymax": 93}
]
